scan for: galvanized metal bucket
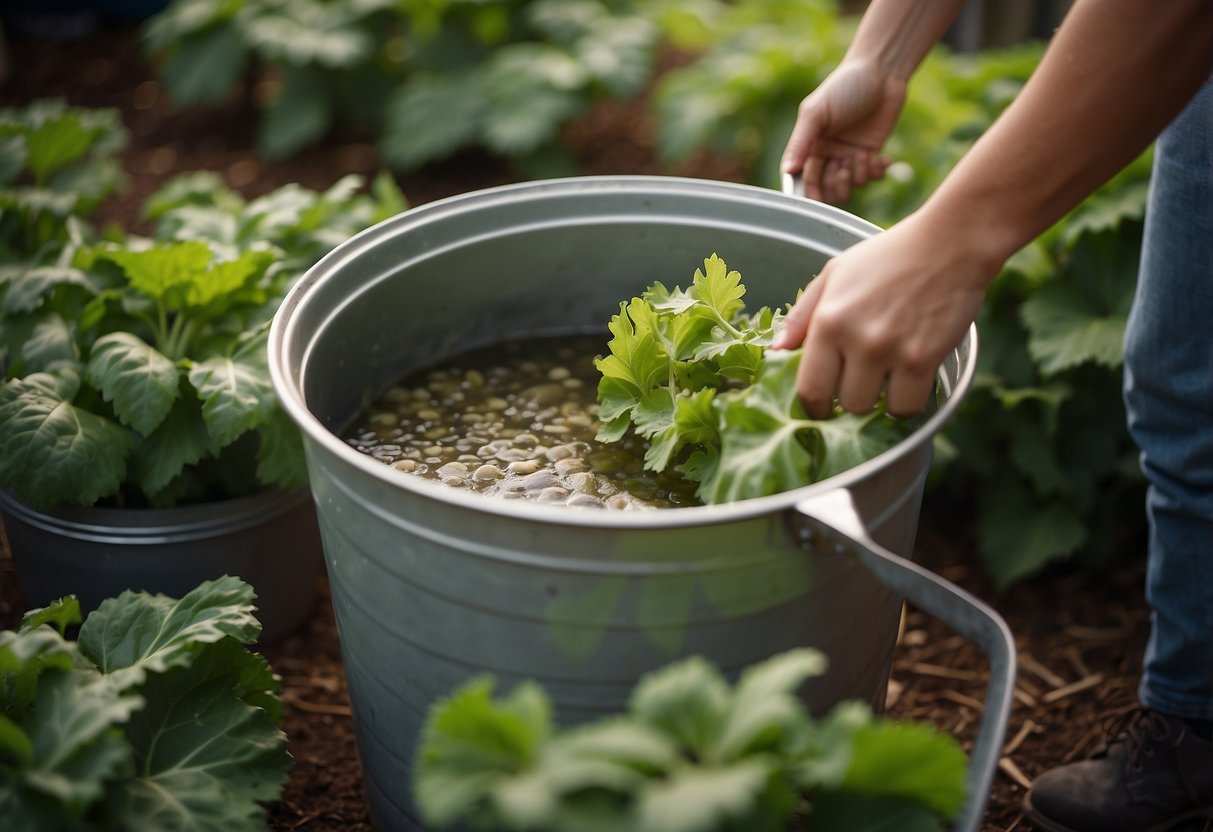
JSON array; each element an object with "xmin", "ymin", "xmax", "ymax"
[
  {"xmin": 268, "ymin": 176, "xmax": 1015, "ymax": 831},
  {"xmin": 0, "ymin": 487, "xmax": 324, "ymax": 643}
]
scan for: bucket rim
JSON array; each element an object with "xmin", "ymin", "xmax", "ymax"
[{"xmin": 268, "ymin": 175, "xmax": 977, "ymax": 530}]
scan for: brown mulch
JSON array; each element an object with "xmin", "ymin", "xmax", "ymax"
[{"xmin": 1, "ymin": 21, "xmax": 1155, "ymax": 832}]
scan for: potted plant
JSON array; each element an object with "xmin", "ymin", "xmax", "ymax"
[{"xmin": 0, "ymin": 99, "xmax": 407, "ymax": 640}]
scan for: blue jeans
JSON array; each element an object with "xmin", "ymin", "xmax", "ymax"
[{"xmin": 1124, "ymin": 74, "xmax": 1213, "ymax": 722}]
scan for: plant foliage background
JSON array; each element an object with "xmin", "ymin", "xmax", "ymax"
[{"xmin": 13, "ymin": 0, "xmax": 1144, "ymax": 579}]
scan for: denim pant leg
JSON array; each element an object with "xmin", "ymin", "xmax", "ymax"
[{"xmin": 1124, "ymin": 75, "xmax": 1213, "ymax": 722}]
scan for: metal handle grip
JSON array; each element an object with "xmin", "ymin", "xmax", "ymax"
[{"xmin": 794, "ymin": 489, "xmax": 1016, "ymax": 832}]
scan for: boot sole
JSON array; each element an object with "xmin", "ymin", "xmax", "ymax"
[{"xmin": 1023, "ymin": 792, "xmax": 1213, "ymax": 832}]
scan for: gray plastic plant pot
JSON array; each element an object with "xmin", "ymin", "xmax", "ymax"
[
  {"xmin": 0, "ymin": 487, "xmax": 325, "ymax": 644},
  {"xmin": 268, "ymin": 175, "xmax": 1015, "ymax": 831}
]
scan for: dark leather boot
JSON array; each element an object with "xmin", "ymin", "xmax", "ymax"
[{"xmin": 1024, "ymin": 709, "xmax": 1213, "ymax": 832}]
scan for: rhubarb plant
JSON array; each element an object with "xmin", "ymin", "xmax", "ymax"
[
  {"xmin": 415, "ymin": 649, "xmax": 967, "ymax": 831},
  {"xmin": 596, "ymin": 254, "xmax": 910, "ymax": 503},
  {"xmin": 0, "ymin": 100, "xmax": 408, "ymax": 509},
  {"xmin": 0, "ymin": 576, "xmax": 290, "ymax": 832}
]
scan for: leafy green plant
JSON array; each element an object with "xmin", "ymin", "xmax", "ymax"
[
  {"xmin": 415, "ymin": 648, "xmax": 967, "ymax": 831},
  {"xmin": 0, "ymin": 99, "xmax": 127, "ymax": 261},
  {"xmin": 143, "ymin": 0, "xmax": 659, "ymax": 173},
  {"xmin": 650, "ymin": 0, "xmax": 856, "ymax": 189},
  {"xmin": 0, "ymin": 100, "xmax": 408, "ymax": 510},
  {"xmin": 0, "ymin": 576, "xmax": 291, "ymax": 832},
  {"xmin": 596, "ymin": 253, "xmax": 909, "ymax": 503},
  {"xmin": 653, "ymin": 2, "xmax": 1150, "ymax": 586}
]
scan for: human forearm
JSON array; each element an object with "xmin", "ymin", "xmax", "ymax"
[
  {"xmin": 845, "ymin": 0, "xmax": 971, "ymax": 80},
  {"xmin": 915, "ymin": 0, "xmax": 1213, "ymax": 271}
]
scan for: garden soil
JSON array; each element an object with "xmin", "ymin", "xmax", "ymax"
[{"xmin": 0, "ymin": 23, "xmax": 1161, "ymax": 832}]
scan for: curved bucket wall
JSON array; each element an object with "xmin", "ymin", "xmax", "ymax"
[{"xmin": 269, "ymin": 176, "xmax": 979, "ymax": 830}]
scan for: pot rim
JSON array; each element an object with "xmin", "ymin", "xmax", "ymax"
[
  {"xmin": 0, "ymin": 487, "xmax": 308, "ymax": 541},
  {"xmin": 269, "ymin": 175, "xmax": 977, "ymax": 530}
]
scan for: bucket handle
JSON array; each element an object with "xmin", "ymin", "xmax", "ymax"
[{"xmin": 792, "ymin": 489, "xmax": 1016, "ymax": 832}]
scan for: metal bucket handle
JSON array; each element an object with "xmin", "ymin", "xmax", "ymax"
[
  {"xmin": 780, "ymin": 172, "xmax": 1014, "ymax": 830},
  {"xmin": 795, "ymin": 482, "xmax": 1015, "ymax": 831}
]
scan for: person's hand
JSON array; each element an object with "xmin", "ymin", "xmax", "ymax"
[
  {"xmin": 780, "ymin": 59, "xmax": 905, "ymax": 204},
  {"xmin": 771, "ymin": 214, "xmax": 996, "ymax": 418}
]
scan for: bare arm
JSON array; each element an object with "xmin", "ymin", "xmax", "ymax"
[
  {"xmin": 777, "ymin": 0, "xmax": 1213, "ymax": 418},
  {"xmin": 915, "ymin": 0, "xmax": 1213, "ymax": 268},
  {"xmin": 781, "ymin": 0, "xmax": 970, "ymax": 202}
]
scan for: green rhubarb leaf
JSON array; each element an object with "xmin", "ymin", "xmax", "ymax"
[
  {"xmin": 103, "ymin": 240, "xmax": 214, "ymax": 310},
  {"xmin": 976, "ymin": 477, "xmax": 1087, "ymax": 591},
  {"xmin": 812, "ymin": 411, "xmax": 903, "ymax": 481},
  {"xmin": 258, "ymin": 65, "xmax": 333, "ymax": 161},
  {"xmin": 107, "ymin": 638, "xmax": 290, "ymax": 832},
  {"xmin": 636, "ymin": 757, "xmax": 776, "ymax": 832},
  {"xmin": 255, "ymin": 405, "xmax": 309, "ymax": 490},
  {"xmin": 483, "ymin": 46, "xmax": 588, "ymax": 155},
  {"xmin": 77, "ymin": 575, "xmax": 260, "ymax": 690},
  {"xmin": 132, "ymin": 386, "xmax": 213, "ymax": 498},
  {"xmin": 23, "ymin": 113, "xmax": 101, "ymax": 184},
  {"xmin": 629, "ymin": 655, "xmax": 728, "ymax": 757},
  {"xmin": 187, "ymin": 249, "xmax": 272, "ymax": 315},
  {"xmin": 1022, "ymin": 231, "xmax": 1138, "ymax": 376},
  {"xmin": 696, "ymin": 352, "xmax": 813, "ymax": 503},
  {"xmin": 839, "ymin": 720, "xmax": 968, "ymax": 820},
  {"xmin": 187, "ymin": 354, "xmax": 276, "ymax": 448},
  {"xmin": 595, "ymin": 297, "xmax": 669, "ymax": 398},
  {"xmin": 0, "ymin": 626, "xmax": 83, "ymax": 716},
  {"xmin": 19, "ymin": 596, "xmax": 82, "ymax": 636},
  {"xmin": 21, "ymin": 313, "xmax": 78, "ymax": 373},
  {"xmin": 711, "ymin": 649, "xmax": 825, "ymax": 762},
  {"xmin": 415, "ymin": 677, "xmax": 552, "ymax": 828},
  {"xmin": 19, "ymin": 669, "xmax": 141, "ymax": 807},
  {"xmin": 157, "ymin": 25, "xmax": 249, "ymax": 108},
  {"xmin": 85, "ymin": 332, "xmax": 180, "ymax": 436},
  {"xmin": 382, "ymin": 72, "xmax": 484, "ymax": 171},
  {"xmin": 0, "ymin": 265, "xmax": 97, "ymax": 315},
  {"xmin": 0, "ymin": 369, "xmax": 132, "ymax": 509},
  {"xmin": 692, "ymin": 253, "xmax": 746, "ymax": 323}
]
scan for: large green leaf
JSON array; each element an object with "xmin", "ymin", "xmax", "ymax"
[
  {"xmin": 258, "ymin": 65, "xmax": 334, "ymax": 160},
  {"xmin": 254, "ymin": 405, "xmax": 309, "ymax": 490},
  {"xmin": 18, "ymin": 670, "xmax": 141, "ymax": 808},
  {"xmin": 77, "ymin": 575, "xmax": 260, "ymax": 690},
  {"xmin": 132, "ymin": 388, "xmax": 214, "ymax": 498},
  {"xmin": 977, "ymin": 477, "xmax": 1087, "ymax": 591},
  {"xmin": 23, "ymin": 113, "xmax": 101, "ymax": 184},
  {"xmin": 0, "ymin": 369, "xmax": 132, "ymax": 508},
  {"xmin": 103, "ymin": 241, "xmax": 214, "ymax": 310},
  {"xmin": 711, "ymin": 649, "xmax": 826, "ymax": 763},
  {"xmin": 415, "ymin": 677, "xmax": 552, "ymax": 828},
  {"xmin": 20, "ymin": 313, "xmax": 79, "ymax": 373},
  {"xmin": 185, "ymin": 354, "xmax": 275, "ymax": 448},
  {"xmin": 628, "ymin": 655, "xmax": 728, "ymax": 757},
  {"xmin": 158, "ymin": 25, "xmax": 249, "ymax": 107},
  {"xmin": 0, "ymin": 265, "xmax": 97, "ymax": 315},
  {"xmin": 382, "ymin": 72, "xmax": 484, "ymax": 171},
  {"xmin": 107, "ymin": 639, "xmax": 290, "ymax": 832},
  {"xmin": 636, "ymin": 758, "xmax": 777, "ymax": 832},
  {"xmin": 85, "ymin": 332, "xmax": 180, "ymax": 436},
  {"xmin": 838, "ymin": 721, "xmax": 967, "ymax": 820}
]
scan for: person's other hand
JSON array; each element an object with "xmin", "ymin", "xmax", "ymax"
[
  {"xmin": 771, "ymin": 216, "xmax": 994, "ymax": 418},
  {"xmin": 780, "ymin": 59, "xmax": 905, "ymax": 204}
]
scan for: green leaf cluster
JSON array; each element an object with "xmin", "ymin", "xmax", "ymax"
[
  {"xmin": 0, "ymin": 576, "xmax": 290, "ymax": 831},
  {"xmin": 0, "ymin": 100, "xmax": 409, "ymax": 510},
  {"xmin": 0, "ymin": 100, "xmax": 127, "ymax": 262},
  {"xmin": 143, "ymin": 0, "xmax": 659, "ymax": 172},
  {"xmin": 650, "ymin": 2, "xmax": 1150, "ymax": 587},
  {"xmin": 596, "ymin": 254, "xmax": 910, "ymax": 504},
  {"xmin": 415, "ymin": 649, "xmax": 967, "ymax": 831}
]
